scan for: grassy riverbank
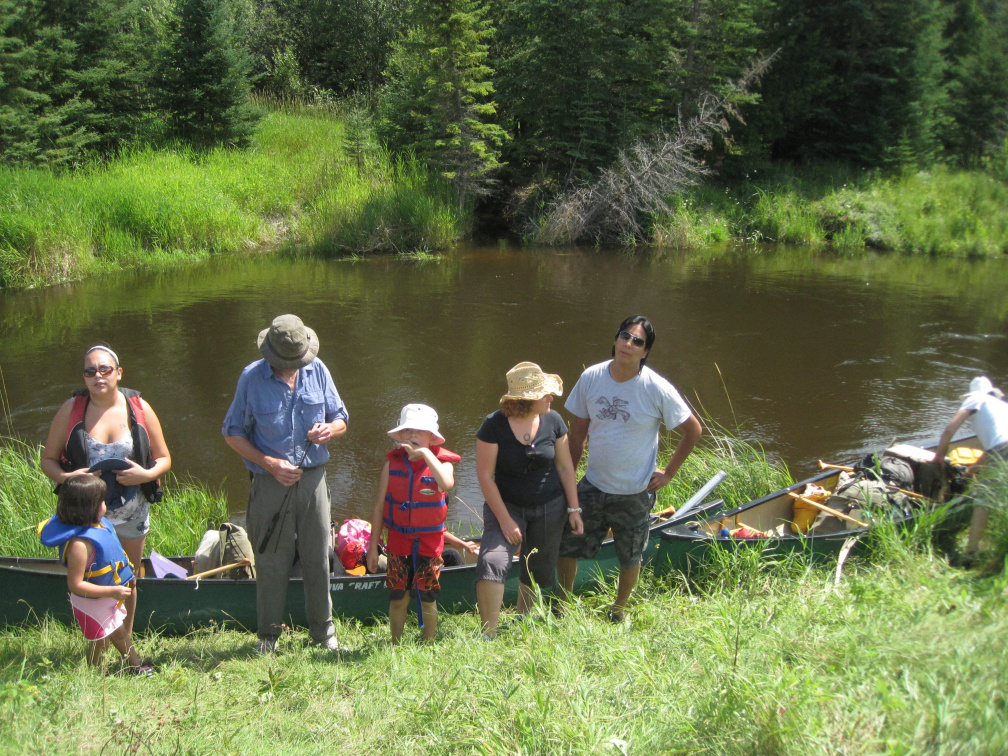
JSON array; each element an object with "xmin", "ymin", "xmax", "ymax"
[
  {"xmin": 659, "ymin": 161, "xmax": 1008, "ymax": 257},
  {"xmin": 2, "ymin": 105, "xmax": 1006, "ymax": 290},
  {"xmin": 0, "ymin": 107, "xmax": 459, "ymax": 289},
  {"xmin": 1, "ymin": 522, "xmax": 1005, "ymax": 754},
  {"xmin": 1, "ymin": 440, "xmax": 1006, "ymax": 752}
]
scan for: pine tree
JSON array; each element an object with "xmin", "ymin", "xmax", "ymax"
[
  {"xmin": 379, "ymin": 0, "xmax": 507, "ymax": 213},
  {"xmin": 68, "ymin": 0, "xmax": 160, "ymax": 154},
  {"xmin": 944, "ymin": 0, "xmax": 1008, "ymax": 164},
  {"xmin": 160, "ymin": 0, "xmax": 260, "ymax": 148},
  {"xmin": 0, "ymin": 0, "xmax": 95, "ymax": 167}
]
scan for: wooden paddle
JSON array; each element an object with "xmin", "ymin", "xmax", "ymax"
[
  {"xmin": 186, "ymin": 559, "xmax": 252, "ymax": 580},
  {"xmin": 787, "ymin": 492, "xmax": 869, "ymax": 528},
  {"xmin": 818, "ymin": 460, "xmax": 854, "ymax": 473},
  {"xmin": 818, "ymin": 460, "xmax": 928, "ymax": 500}
]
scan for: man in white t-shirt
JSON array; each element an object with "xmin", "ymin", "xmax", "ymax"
[
  {"xmin": 932, "ymin": 375, "xmax": 1008, "ymax": 560},
  {"xmin": 557, "ymin": 315, "xmax": 702, "ymax": 621}
]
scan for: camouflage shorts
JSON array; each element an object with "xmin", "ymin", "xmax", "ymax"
[
  {"xmin": 386, "ymin": 551, "xmax": 443, "ymax": 602},
  {"xmin": 558, "ymin": 479, "xmax": 655, "ymax": 568}
]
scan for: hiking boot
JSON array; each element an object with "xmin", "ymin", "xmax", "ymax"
[{"xmin": 255, "ymin": 637, "xmax": 279, "ymax": 655}]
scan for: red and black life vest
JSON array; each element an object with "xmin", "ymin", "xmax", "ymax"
[
  {"xmin": 60, "ymin": 388, "xmax": 163, "ymax": 503},
  {"xmin": 383, "ymin": 446, "xmax": 460, "ymax": 558}
]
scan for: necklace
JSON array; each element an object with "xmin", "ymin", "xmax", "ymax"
[{"xmin": 522, "ymin": 433, "xmax": 530, "ymax": 442}]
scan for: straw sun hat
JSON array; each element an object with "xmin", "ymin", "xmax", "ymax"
[{"xmin": 499, "ymin": 362, "xmax": 563, "ymax": 403}]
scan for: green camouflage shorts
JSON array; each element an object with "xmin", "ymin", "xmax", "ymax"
[{"xmin": 558, "ymin": 479, "xmax": 655, "ymax": 568}]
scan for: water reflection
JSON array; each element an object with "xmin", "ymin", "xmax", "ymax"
[{"xmin": 3, "ymin": 246, "xmax": 1007, "ymax": 535}]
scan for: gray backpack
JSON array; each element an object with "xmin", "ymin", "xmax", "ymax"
[{"xmin": 194, "ymin": 522, "xmax": 256, "ymax": 579}]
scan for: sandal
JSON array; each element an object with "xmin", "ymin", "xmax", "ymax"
[
  {"xmin": 606, "ymin": 608, "xmax": 624, "ymax": 624},
  {"xmin": 125, "ymin": 660, "xmax": 156, "ymax": 677}
]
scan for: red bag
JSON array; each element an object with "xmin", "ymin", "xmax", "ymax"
[{"xmin": 336, "ymin": 519, "xmax": 371, "ymax": 570}]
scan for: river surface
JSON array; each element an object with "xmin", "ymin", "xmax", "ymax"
[{"xmin": 3, "ymin": 245, "xmax": 1007, "ymax": 535}]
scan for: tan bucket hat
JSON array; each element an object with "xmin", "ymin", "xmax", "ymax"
[
  {"xmin": 257, "ymin": 314, "xmax": 319, "ymax": 370},
  {"xmin": 499, "ymin": 362, "xmax": 563, "ymax": 403}
]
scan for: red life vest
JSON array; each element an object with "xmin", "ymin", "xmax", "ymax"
[
  {"xmin": 61, "ymin": 388, "xmax": 162, "ymax": 502},
  {"xmin": 384, "ymin": 446, "xmax": 460, "ymax": 558}
]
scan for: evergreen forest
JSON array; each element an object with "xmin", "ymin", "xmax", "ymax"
[{"xmin": 2, "ymin": 0, "xmax": 1008, "ymax": 249}]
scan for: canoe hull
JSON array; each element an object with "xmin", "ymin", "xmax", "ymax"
[
  {"xmin": 1, "ymin": 498, "xmax": 723, "ymax": 633},
  {"xmin": 654, "ymin": 438, "xmax": 976, "ymax": 578}
]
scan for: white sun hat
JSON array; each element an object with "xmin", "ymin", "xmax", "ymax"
[{"xmin": 387, "ymin": 403, "xmax": 445, "ymax": 445}]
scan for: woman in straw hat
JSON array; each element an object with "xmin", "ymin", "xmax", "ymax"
[{"xmin": 474, "ymin": 362, "xmax": 583, "ymax": 638}]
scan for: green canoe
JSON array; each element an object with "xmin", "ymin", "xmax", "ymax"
[
  {"xmin": 2, "ymin": 485, "xmax": 725, "ymax": 633},
  {"xmin": 653, "ymin": 438, "xmax": 976, "ymax": 578}
]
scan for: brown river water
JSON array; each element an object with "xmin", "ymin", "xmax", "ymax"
[{"xmin": 3, "ymin": 245, "xmax": 1007, "ymax": 535}]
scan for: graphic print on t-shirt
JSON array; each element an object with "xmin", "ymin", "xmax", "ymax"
[{"xmin": 595, "ymin": 396, "xmax": 630, "ymax": 422}]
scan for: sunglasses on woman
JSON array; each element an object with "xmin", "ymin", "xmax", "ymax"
[
  {"xmin": 83, "ymin": 365, "xmax": 116, "ymax": 378},
  {"xmin": 617, "ymin": 330, "xmax": 646, "ymax": 348}
]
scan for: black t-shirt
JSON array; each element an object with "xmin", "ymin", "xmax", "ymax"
[{"xmin": 476, "ymin": 409, "xmax": 568, "ymax": 508}]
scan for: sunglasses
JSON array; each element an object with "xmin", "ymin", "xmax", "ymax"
[
  {"xmin": 83, "ymin": 365, "xmax": 116, "ymax": 378},
  {"xmin": 617, "ymin": 330, "xmax": 646, "ymax": 348}
]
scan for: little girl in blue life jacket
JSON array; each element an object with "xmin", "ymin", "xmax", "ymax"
[{"xmin": 38, "ymin": 474, "xmax": 154, "ymax": 675}]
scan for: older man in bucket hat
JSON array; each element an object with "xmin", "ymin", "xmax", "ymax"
[{"xmin": 223, "ymin": 314, "xmax": 348, "ymax": 654}]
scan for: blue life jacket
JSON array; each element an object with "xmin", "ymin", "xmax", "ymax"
[{"xmin": 38, "ymin": 516, "xmax": 135, "ymax": 587}]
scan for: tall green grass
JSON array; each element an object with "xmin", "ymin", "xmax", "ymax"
[
  {"xmin": 652, "ymin": 161, "xmax": 1008, "ymax": 256},
  {"xmin": 0, "ymin": 438, "xmax": 228, "ymax": 558},
  {"xmin": 657, "ymin": 423, "xmax": 793, "ymax": 513},
  {"xmin": 968, "ymin": 457, "xmax": 1008, "ymax": 573},
  {"xmin": 0, "ymin": 109, "xmax": 463, "ymax": 289},
  {"xmin": 0, "ymin": 533, "xmax": 1004, "ymax": 753}
]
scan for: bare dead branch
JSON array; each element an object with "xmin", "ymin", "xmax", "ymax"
[{"xmin": 534, "ymin": 53, "xmax": 776, "ymax": 246}]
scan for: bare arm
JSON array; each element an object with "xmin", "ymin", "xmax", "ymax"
[
  {"xmin": 366, "ymin": 463, "xmax": 390, "ymax": 573},
  {"xmin": 476, "ymin": 439, "xmax": 522, "ymax": 545},
  {"xmin": 932, "ymin": 408, "xmax": 973, "ymax": 465},
  {"xmin": 224, "ymin": 434, "xmax": 303, "ymax": 486},
  {"xmin": 567, "ymin": 415, "xmax": 590, "ymax": 471},
  {"xmin": 40, "ymin": 400, "xmax": 89, "ymax": 485},
  {"xmin": 402, "ymin": 443, "xmax": 454, "ymax": 491},
  {"xmin": 648, "ymin": 413, "xmax": 703, "ymax": 492},
  {"xmin": 65, "ymin": 539, "xmax": 132, "ymax": 601},
  {"xmin": 117, "ymin": 399, "xmax": 172, "ymax": 487},
  {"xmin": 308, "ymin": 418, "xmax": 347, "ymax": 446},
  {"xmin": 444, "ymin": 530, "xmax": 479, "ymax": 556},
  {"xmin": 553, "ymin": 433, "xmax": 583, "ymax": 534}
]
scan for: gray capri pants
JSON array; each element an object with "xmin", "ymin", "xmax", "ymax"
[{"xmin": 475, "ymin": 492, "xmax": 568, "ymax": 588}]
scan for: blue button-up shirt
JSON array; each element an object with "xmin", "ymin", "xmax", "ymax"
[{"xmin": 222, "ymin": 358, "xmax": 348, "ymax": 474}]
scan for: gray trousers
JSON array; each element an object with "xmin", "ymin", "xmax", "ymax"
[{"xmin": 246, "ymin": 466, "xmax": 333, "ymax": 642}]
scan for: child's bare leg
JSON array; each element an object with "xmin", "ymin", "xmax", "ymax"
[
  {"xmin": 420, "ymin": 600, "xmax": 437, "ymax": 642},
  {"xmin": 389, "ymin": 594, "xmax": 411, "ymax": 644},
  {"xmin": 107, "ymin": 624, "xmax": 141, "ymax": 667},
  {"xmin": 86, "ymin": 637, "xmax": 110, "ymax": 666},
  {"xmin": 119, "ymin": 541, "xmax": 144, "ymax": 638}
]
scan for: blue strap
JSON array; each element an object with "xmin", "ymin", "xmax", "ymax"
[{"xmin": 412, "ymin": 538, "xmax": 424, "ymax": 630}]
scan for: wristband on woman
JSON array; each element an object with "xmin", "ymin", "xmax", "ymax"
[{"xmin": 567, "ymin": 507, "xmax": 582, "ymax": 513}]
